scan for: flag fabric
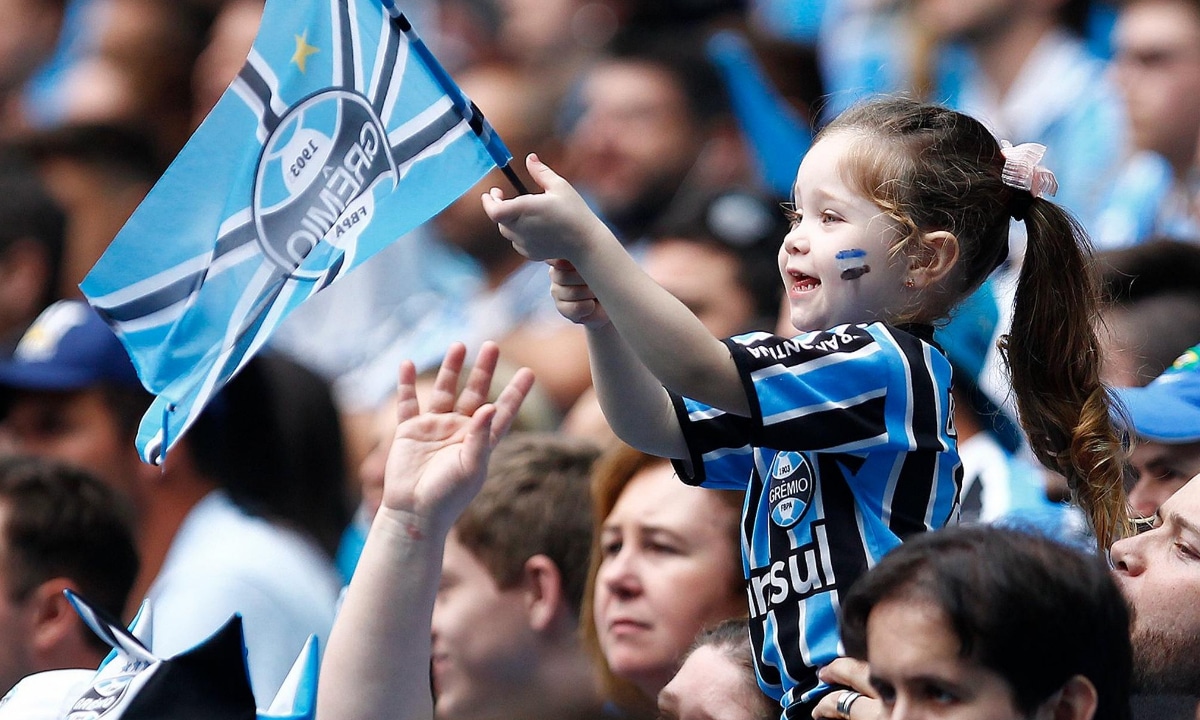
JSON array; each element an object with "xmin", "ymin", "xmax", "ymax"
[{"xmin": 81, "ymin": 0, "xmax": 513, "ymax": 464}]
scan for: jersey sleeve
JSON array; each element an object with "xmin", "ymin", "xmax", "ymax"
[{"xmin": 671, "ymin": 324, "xmax": 953, "ymax": 487}]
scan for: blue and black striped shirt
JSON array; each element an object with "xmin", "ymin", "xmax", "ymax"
[{"xmin": 670, "ymin": 322, "xmax": 961, "ymax": 719}]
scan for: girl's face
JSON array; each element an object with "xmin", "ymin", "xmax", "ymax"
[
  {"xmin": 778, "ymin": 132, "xmax": 912, "ymax": 333},
  {"xmin": 594, "ymin": 462, "xmax": 745, "ymax": 699},
  {"xmin": 866, "ymin": 599, "xmax": 1028, "ymax": 720}
]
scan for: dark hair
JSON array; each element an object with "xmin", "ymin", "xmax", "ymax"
[
  {"xmin": 17, "ymin": 122, "xmax": 166, "ymax": 183},
  {"xmin": 823, "ymin": 96, "xmax": 1128, "ymax": 547},
  {"xmin": 0, "ymin": 148, "xmax": 65, "ymax": 312},
  {"xmin": 454, "ymin": 432, "xmax": 601, "ymax": 614},
  {"xmin": 0, "ymin": 455, "xmax": 139, "ymax": 652},
  {"xmin": 188, "ymin": 352, "xmax": 352, "ymax": 557},
  {"xmin": 840, "ymin": 525, "xmax": 1131, "ymax": 720},
  {"xmin": 603, "ymin": 28, "xmax": 730, "ymax": 127}
]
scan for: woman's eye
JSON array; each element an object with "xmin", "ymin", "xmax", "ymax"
[
  {"xmin": 601, "ymin": 541, "xmax": 622, "ymax": 557},
  {"xmin": 1173, "ymin": 541, "xmax": 1198, "ymax": 560}
]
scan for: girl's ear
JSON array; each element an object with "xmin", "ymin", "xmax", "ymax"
[{"xmin": 906, "ymin": 230, "xmax": 959, "ymax": 290}]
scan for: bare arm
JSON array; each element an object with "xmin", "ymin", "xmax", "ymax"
[
  {"xmin": 481, "ymin": 155, "xmax": 749, "ymax": 417},
  {"xmin": 316, "ymin": 342, "xmax": 533, "ymax": 720}
]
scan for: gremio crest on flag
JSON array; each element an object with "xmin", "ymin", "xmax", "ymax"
[{"xmin": 254, "ymin": 91, "xmax": 394, "ymax": 278}]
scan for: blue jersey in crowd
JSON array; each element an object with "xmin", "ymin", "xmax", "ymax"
[{"xmin": 670, "ymin": 322, "xmax": 961, "ymax": 719}]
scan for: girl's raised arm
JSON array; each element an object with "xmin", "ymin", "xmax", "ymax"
[{"xmin": 482, "ymin": 154, "xmax": 749, "ymax": 417}]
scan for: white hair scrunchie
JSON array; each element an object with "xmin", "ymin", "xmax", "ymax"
[{"xmin": 1000, "ymin": 140, "xmax": 1059, "ymax": 199}]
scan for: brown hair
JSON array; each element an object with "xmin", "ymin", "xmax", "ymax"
[
  {"xmin": 823, "ymin": 97, "xmax": 1129, "ymax": 547},
  {"xmin": 580, "ymin": 443, "xmax": 744, "ymax": 718},
  {"xmin": 684, "ymin": 618, "xmax": 775, "ymax": 720},
  {"xmin": 453, "ymin": 432, "xmax": 601, "ymax": 614},
  {"xmin": 0, "ymin": 456, "xmax": 139, "ymax": 652}
]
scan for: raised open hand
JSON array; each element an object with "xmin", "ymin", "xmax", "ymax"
[{"xmin": 379, "ymin": 341, "xmax": 534, "ymax": 535}]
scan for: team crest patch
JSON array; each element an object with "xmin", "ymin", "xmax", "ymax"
[
  {"xmin": 767, "ymin": 451, "xmax": 814, "ymax": 528},
  {"xmin": 253, "ymin": 89, "xmax": 397, "ymax": 279}
]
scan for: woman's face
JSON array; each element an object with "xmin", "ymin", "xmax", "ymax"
[
  {"xmin": 867, "ymin": 599, "xmax": 1026, "ymax": 720},
  {"xmin": 594, "ymin": 462, "xmax": 745, "ymax": 698}
]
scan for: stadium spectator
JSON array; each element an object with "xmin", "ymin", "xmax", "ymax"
[
  {"xmin": 0, "ymin": 455, "xmax": 138, "ymax": 695},
  {"xmin": 0, "ymin": 300, "xmax": 342, "ymax": 705}
]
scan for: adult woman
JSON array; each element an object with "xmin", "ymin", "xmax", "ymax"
[
  {"xmin": 814, "ymin": 525, "xmax": 1131, "ymax": 720},
  {"xmin": 582, "ymin": 444, "xmax": 747, "ymax": 718}
]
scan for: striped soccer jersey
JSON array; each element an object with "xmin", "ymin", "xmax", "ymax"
[{"xmin": 670, "ymin": 322, "xmax": 961, "ymax": 719}]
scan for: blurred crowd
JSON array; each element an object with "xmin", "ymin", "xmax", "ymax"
[{"xmin": 3, "ymin": 0, "xmax": 1200, "ymax": 718}]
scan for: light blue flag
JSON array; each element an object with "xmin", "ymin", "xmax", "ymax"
[{"xmin": 81, "ymin": 0, "xmax": 513, "ymax": 464}]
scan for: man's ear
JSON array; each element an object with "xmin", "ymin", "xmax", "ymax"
[
  {"xmin": 27, "ymin": 578, "xmax": 83, "ymax": 656},
  {"xmin": 1034, "ymin": 675, "xmax": 1098, "ymax": 720},
  {"xmin": 907, "ymin": 229, "xmax": 960, "ymax": 289},
  {"xmin": 521, "ymin": 554, "xmax": 566, "ymax": 633}
]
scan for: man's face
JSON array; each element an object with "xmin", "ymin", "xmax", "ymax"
[
  {"xmin": 430, "ymin": 531, "xmax": 537, "ymax": 720},
  {"xmin": 1111, "ymin": 476, "xmax": 1200, "ymax": 692},
  {"xmin": 0, "ymin": 389, "xmax": 140, "ymax": 498},
  {"xmin": 1127, "ymin": 439, "xmax": 1200, "ymax": 519},
  {"xmin": 0, "ymin": 502, "xmax": 33, "ymax": 695},
  {"xmin": 561, "ymin": 61, "xmax": 703, "ymax": 229},
  {"xmin": 1112, "ymin": 0, "xmax": 1200, "ymax": 165}
]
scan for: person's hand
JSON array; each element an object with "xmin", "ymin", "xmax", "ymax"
[
  {"xmin": 812, "ymin": 658, "xmax": 880, "ymax": 720},
  {"xmin": 379, "ymin": 341, "xmax": 534, "ymax": 536},
  {"xmin": 480, "ymin": 153, "xmax": 614, "ymax": 265},
  {"xmin": 548, "ymin": 258, "xmax": 610, "ymax": 328}
]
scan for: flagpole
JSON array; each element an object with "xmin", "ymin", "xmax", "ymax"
[{"xmin": 379, "ymin": 0, "xmax": 529, "ymax": 196}]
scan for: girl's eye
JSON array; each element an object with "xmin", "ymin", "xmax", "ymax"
[
  {"xmin": 601, "ymin": 540, "xmax": 622, "ymax": 557},
  {"xmin": 821, "ymin": 211, "xmax": 841, "ymax": 224},
  {"xmin": 926, "ymin": 685, "xmax": 957, "ymax": 704}
]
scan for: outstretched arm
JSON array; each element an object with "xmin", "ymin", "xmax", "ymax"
[
  {"xmin": 316, "ymin": 342, "xmax": 534, "ymax": 720},
  {"xmin": 482, "ymin": 154, "xmax": 750, "ymax": 418}
]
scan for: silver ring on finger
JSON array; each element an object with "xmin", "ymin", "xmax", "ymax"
[{"xmin": 835, "ymin": 689, "xmax": 864, "ymax": 719}]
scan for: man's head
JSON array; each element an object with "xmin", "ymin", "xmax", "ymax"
[
  {"xmin": 558, "ymin": 32, "xmax": 736, "ymax": 241},
  {"xmin": 431, "ymin": 432, "xmax": 601, "ymax": 720},
  {"xmin": 1114, "ymin": 343, "xmax": 1200, "ymax": 518},
  {"xmin": 1111, "ymin": 474, "xmax": 1200, "ymax": 693},
  {"xmin": 0, "ymin": 150, "xmax": 64, "ymax": 350},
  {"xmin": 1112, "ymin": 0, "xmax": 1200, "ymax": 173},
  {"xmin": 0, "ymin": 454, "xmax": 138, "ymax": 694},
  {"xmin": 0, "ymin": 300, "xmax": 149, "ymax": 497}
]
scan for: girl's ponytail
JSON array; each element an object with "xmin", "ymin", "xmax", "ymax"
[{"xmin": 1000, "ymin": 199, "xmax": 1130, "ymax": 548}]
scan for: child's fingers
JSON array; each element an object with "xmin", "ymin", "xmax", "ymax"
[
  {"xmin": 548, "ymin": 263, "xmax": 587, "ymax": 287},
  {"xmin": 525, "ymin": 153, "xmax": 568, "ymax": 192},
  {"xmin": 551, "ymin": 281, "xmax": 599, "ymax": 304},
  {"xmin": 555, "ymin": 298, "xmax": 600, "ymax": 324}
]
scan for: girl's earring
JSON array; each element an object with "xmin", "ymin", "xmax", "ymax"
[{"xmin": 904, "ymin": 278, "xmax": 915, "ymax": 289}]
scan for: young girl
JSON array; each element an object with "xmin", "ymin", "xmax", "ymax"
[{"xmin": 481, "ymin": 97, "xmax": 1128, "ymax": 719}]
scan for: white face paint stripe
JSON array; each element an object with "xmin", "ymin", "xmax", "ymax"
[{"xmin": 836, "ymin": 248, "xmax": 870, "ymax": 280}]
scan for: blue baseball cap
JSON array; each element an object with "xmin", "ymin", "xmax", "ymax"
[
  {"xmin": 1114, "ymin": 344, "xmax": 1200, "ymax": 443},
  {"xmin": 0, "ymin": 300, "xmax": 143, "ymax": 392}
]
